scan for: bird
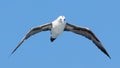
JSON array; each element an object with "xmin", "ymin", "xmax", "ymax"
[{"xmin": 11, "ymin": 16, "xmax": 111, "ymax": 58}]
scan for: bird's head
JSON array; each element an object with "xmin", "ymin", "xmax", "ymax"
[{"xmin": 57, "ymin": 16, "xmax": 66, "ymax": 22}]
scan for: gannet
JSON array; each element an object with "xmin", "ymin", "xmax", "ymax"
[{"xmin": 11, "ymin": 16, "xmax": 111, "ymax": 58}]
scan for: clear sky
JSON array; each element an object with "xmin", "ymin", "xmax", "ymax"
[{"xmin": 0, "ymin": 0, "xmax": 120, "ymax": 68}]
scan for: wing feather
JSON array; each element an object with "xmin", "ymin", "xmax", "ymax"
[
  {"xmin": 64, "ymin": 23, "xmax": 111, "ymax": 58},
  {"xmin": 11, "ymin": 23, "xmax": 52, "ymax": 55}
]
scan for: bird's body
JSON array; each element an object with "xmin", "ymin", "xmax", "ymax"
[
  {"xmin": 51, "ymin": 16, "xmax": 66, "ymax": 41},
  {"xmin": 11, "ymin": 16, "xmax": 111, "ymax": 59}
]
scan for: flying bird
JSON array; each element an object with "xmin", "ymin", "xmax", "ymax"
[{"xmin": 11, "ymin": 16, "xmax": 111, "ymax": 58}]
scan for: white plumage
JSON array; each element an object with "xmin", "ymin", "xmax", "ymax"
[{"xmin": 51, "ymin": 16, "xmax": 66, "ymax": 39}]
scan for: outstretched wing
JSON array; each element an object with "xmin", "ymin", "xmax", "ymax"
[
  {"xmin": 64, "ymin": 23, "xmax": 110, "ymax": 58},
  {"xmin": 11, "ymin": 23, "xmax": 52, "ymax": 55}
]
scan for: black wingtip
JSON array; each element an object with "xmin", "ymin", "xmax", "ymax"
[
  {"xmin": 10, "ymin": 39, "xmax": 25, "ymax": 56},
  {"xmin": 11, "ymin": 49, "xmax": 16, "ymax": 55},
  {"xmin": 10, "ymin": 47, "xmax": 19, "ymax": 56},
  {"xmin": 105, "ymin": 52, "xmax": 111, "ymax": 59},
  {"xmin": 100, "ymin": 47, "xmax": 111, "ymax": 59},
  {"xmin": 108, "ymin": 55, "xmax": 111, "ymax": 59},
  {"xmin": 9, "ymin": 49, "xmax": 16, "ymax": 57},
  {"xmin": 100, "ymin": 46, "xmax": 111, "ymax": 59},
  {"xmin": 99, "ymin": 48, "xmax": 111, "ymax": 59}
]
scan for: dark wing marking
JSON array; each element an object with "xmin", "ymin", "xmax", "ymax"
[
  {"xmin": 11, "ymin": 23, "xmax": 52, "ymax": 55},
  {"xmin": 64, "ymin": 23, "xmax": 111, "ymax": 58}
]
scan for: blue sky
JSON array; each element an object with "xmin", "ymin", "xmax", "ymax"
[{"xmin": 0, "ymin": 0, "xmax": 120, "ymax": 68}]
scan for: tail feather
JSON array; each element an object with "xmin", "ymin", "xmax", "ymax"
[{"xmin": 50, "ymin": 37, "xmax": 56, "ymax": 42}]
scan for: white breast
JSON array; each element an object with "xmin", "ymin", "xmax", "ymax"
[{"xmin": 51, "ymin": 20, "xmax": 66, "ymax": 38}]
